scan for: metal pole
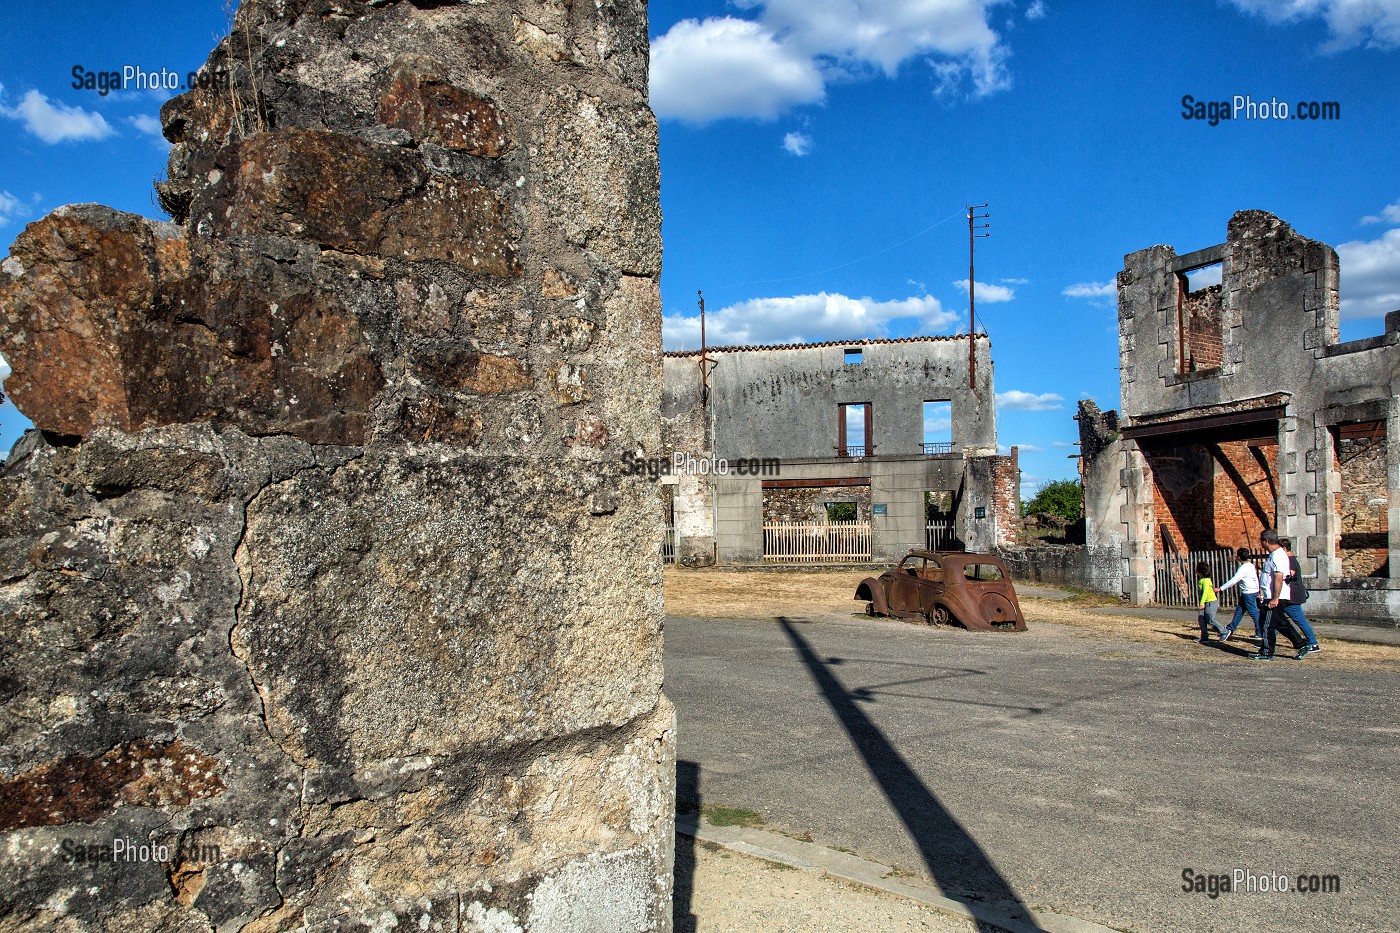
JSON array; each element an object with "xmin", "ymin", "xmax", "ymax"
[
  {"xmin": 968, "ymin": 208, "xmax": 976, "ymax": 391},
  {"xmin": 966, "ymin": 204, "xmax": 990, "ymax": 392},
  {"xmin": 698, "ymin": 291, "xmax": 719, "ymax": 563}
]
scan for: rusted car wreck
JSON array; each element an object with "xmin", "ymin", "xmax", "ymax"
[{"xmin": 856, "ymin": 550, "xmax": 1027, "ymax": 631}]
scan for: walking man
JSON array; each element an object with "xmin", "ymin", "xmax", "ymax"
[{"xmin": 1253, "ymin": 529, "xmax": 1297, "ymax": 661}]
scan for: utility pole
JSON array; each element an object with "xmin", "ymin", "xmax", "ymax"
[
  {"xmin": 698, "ymin": 290, "xmax": 719, "ymax": 563},
  {"xmin": 967, "ymin": 204, "xmax": 990, "ymax": 391},
  {"xmin": 698, "ymin": 290, "xmax": 709, "ymax": 409}
]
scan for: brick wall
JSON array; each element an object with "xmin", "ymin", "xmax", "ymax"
[
  {"xmin": 989, "ymin": 447, "xmax": 1021, "ymax": 549},
  {"xmin": 1148, "ymin": 441, "xmax": 1278, "ymax": 552},
  {"xmin": 1182, "ymin": 282, "xmax": 1224, "ymax": 371}
]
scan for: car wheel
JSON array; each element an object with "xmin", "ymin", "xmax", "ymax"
[
  {"xmin": 931, "ymin": 605, "xmax": 951, "ymax": 626},
  {"xmin": 865, "ymin": 602, "xmax": 876, "ymax": 616}
]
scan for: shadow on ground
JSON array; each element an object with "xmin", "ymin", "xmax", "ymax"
[
  {"xmin": 778, "ymin": 617, "xmax": 1037, "ymax": 925},
  {"xmin": 673, "ymin": 759, "xmax": 700, "ymax": 933}
]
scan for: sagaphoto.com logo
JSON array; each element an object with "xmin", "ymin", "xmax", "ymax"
[
  {"xmin": 72, "ymin": 64, "xmax": 229, "ymax": 97},
  {"xmin": 1181, "ymin": 94, "xmax": 1340, "ymax": 126}
]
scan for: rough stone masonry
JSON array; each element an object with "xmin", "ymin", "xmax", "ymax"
[{"xmin": 0, "ymin": 1, "xmax": 673, "ymax": 930}]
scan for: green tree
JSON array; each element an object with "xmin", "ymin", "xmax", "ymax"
[
  {"xmin": 826, "ymin": 502, "xmax": 857, "ymax": 522},
  {"xmin": 1022, "ymin": 479, "xmax": 1082, "ymax": 522}
]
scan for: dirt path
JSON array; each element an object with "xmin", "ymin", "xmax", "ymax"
[
  {"xmin": 663, "ymin": 567, "xmax": 1400, "ymax": 671},
  {"xmin": 676, "ymin": 837, "xmax": 982, "ymax": 933}
]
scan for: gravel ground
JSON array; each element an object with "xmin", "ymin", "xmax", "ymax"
[{"xmin": 676, "ymin": 836, "xmax": 989, "ymax": 933}]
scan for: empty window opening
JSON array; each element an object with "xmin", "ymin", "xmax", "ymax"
[
  {"xmin": 843, "ymin": 347, "xmax": 863, "ymax": 365},
  {"xmin": 838, "ymin": 402, "xmax": 872, "ymax": 457},
  {"xmin": 1176, "ymin": 262, "xmax": 1224, "ymax": 373},
  {"xmin": 1183, "ymin": 262, "xmax": 1222, "ymax": 291},
  {"xmin": 1333, "ymin": 421, "xmax": 1389, "ymax": 579},
  {"xmin": 923, "ymin": 401, "xmax": 952, "ymax": 455}
]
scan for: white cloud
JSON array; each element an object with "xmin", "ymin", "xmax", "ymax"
[
  {"xmin": 0, "ymin": 88, "xmax": 114, "ymax": 143},
  {"xmin": 0, "ymin": 352, "xmax": 10, "ymax": 381},
  {"xmin": 1337, "ymin": 227, "xmax": 1400, "ymax": 319},
  {"xmin": 999, "ymin": 442, "xmax": 1042, "ymax": 454},
  {"xmin": 1001, "ymin": 277, "xmax": 1029, "ymax": 285},
  {"xmin": 0, "ymin": 190, "xmax": 23, "ymax": 227},
  {"xmin": 1226, "ymin": 0, "xmax": 1400, "ymax": 50},
  {"xmin": 127, "ymin": 113, "xmax": 164, "ymax": 139},
  {"xmin": 783, "ymin": 131, "xmax": 812, "ymax": 156},
  {"xmin": 663, "ymin": 291, "xmax": 958, "ymax": 350},
  {"xmin": 1052, "ymin": 441, "xmax": 1076, "ymax": 448},
  {"xmin": 997, "ymin": 390, "xmax": 1064, "ymax": 411},
  {"xmin": 650, "ymin": 17, "xmax": 825, "ymax": 122},
  {"xmin": 953, "ymin": 278, "xmax": 1015, "ymax": 302},
  {"xmin": 1361, "ymin": 199, "xmax": 1400, "ymax": 225},
  {"xmin": 1026, "ymin": 1, "xmax": 1048, "ymax": 19},
  {"xmin": 651, "ymin": 1, "xmax": 1011, "ymax": 123},
  {"xmin": 1062, "ymin": 280, "xmax": 1116, "ymax": 299}
]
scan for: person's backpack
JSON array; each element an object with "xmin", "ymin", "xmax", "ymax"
[{"xmin": 1285, "ymin": 557, "xmax": 1310, "ymax": 604}]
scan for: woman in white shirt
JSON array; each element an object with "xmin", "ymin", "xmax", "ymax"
[{"xmin": 1217, "ymin": 547, "xmax": 1261, "ymax": 641}]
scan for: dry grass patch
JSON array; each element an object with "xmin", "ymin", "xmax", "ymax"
[{"xmin": 663, "ymin": 567, "xmax": 869, "ymax": 620}]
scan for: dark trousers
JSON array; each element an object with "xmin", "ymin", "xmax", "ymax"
[{"xmin": 1263, "ymin": 604, "xmax": 1306, "ymax": 654}]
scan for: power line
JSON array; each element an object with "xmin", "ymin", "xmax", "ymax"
[{"xmin": 704, "ymin": 207, "xmax": 968, "ymax": 293}]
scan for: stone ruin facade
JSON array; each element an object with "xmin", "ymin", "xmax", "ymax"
[
  {"xmin": 1084, "ymin": 210, "xmax": 1399, "ymax": 624},
  {"xmin": 0, "ymin": 1, "xmax": 673, "ymax": 930},
  {"xmin": 659, "ymin": 338, "xmax": 1019, "ymax": 565}
]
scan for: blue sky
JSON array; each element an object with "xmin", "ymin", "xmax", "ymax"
[{"xmin": 3, "ymin": 1, "xmax": 1399, "ymax": 491}]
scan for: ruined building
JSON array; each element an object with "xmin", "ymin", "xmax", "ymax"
[
  {"xmin": 1084, "ymin": 210, "xmax": 1399, "ymax": 624},
  {"xmin": 0, "ymin": 1, "xmax": 674, "ymax": 929},
  {"xmin": 661, "ymin": 336, "xmax": 1020, "ymax": 565}
]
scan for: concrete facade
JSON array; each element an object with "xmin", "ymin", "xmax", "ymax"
[
  {"xmin": 1086, "ymin": 210, "xmax": 1400, "ymax": 624},
  {"xmin": 661, "ymin": 336, "xmax": 1016, "ymax": 565}
]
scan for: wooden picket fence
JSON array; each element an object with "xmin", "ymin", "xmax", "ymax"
[
  {"xmin": 1153, "ymin": 548, "xmax": 1243, "ymax": 608},
  {"xmin": 763, "ymin": 521, "xmax": 872, "ymax": 562},
  {"xmin": 926, "ymin": 520, "xmax": 956, "ymax": 550}
]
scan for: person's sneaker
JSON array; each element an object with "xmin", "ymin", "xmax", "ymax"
[
  {"xmin": 1251, "ymin": 652, "xmax": 1275, "ymax": 661},
  {"xmin": 1220, "ymin": 626, "xmax": 1235, "ymax": 642},
  {"xmin": 1296, "ymin": 645, "xmax": 1319, "ymax": 660},
  {"xmin": 1197, "ymin": 638, "xmax": 1209, "ymax": 644}
]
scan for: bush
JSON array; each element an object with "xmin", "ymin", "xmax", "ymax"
[{"xmin": 1022, "ymin": 479, "xmax": 1082, "ymax": 523}]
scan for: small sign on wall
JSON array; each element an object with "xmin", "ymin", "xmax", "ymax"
[
  {"xmin": 974, "ymin": 506, "xmax": 986, "ymax": 519},
  {"xmin": 872, "ymin": 503, "xmax": 887, "ymax": 516}
]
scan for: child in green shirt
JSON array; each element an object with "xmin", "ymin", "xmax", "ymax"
[{"xmin": 1196, "ymin": 562, "xmax": 1225, "ymax": 642}]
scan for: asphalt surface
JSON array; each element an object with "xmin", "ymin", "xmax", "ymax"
[{"xmin": 665, "ymin": 612, "xmax": 1400, "ymax": 933}]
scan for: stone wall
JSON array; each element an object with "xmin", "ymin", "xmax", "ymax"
[
  {"xmin": 1105, "ymin": 211, "xmax": 1400, "ymax": 616},
  {"xmin": 0, "ymin": 1, "xmax": 672, "ymax": 930},
  {"xmin": 762, "ymin": 486, "xmax": 871, "ymax": 524},
  {"xmin": 996, "ymin": 544, "xmax": 1123, "ymax": 594},
  {"xmin": 1335, "ymin": 428, "xmax": 1389, "ymax": 578}
]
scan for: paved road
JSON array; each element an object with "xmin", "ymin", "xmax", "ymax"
[{"xmin": 665, "ymin": 613, "xmax": 1400, "ymax": 933}]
